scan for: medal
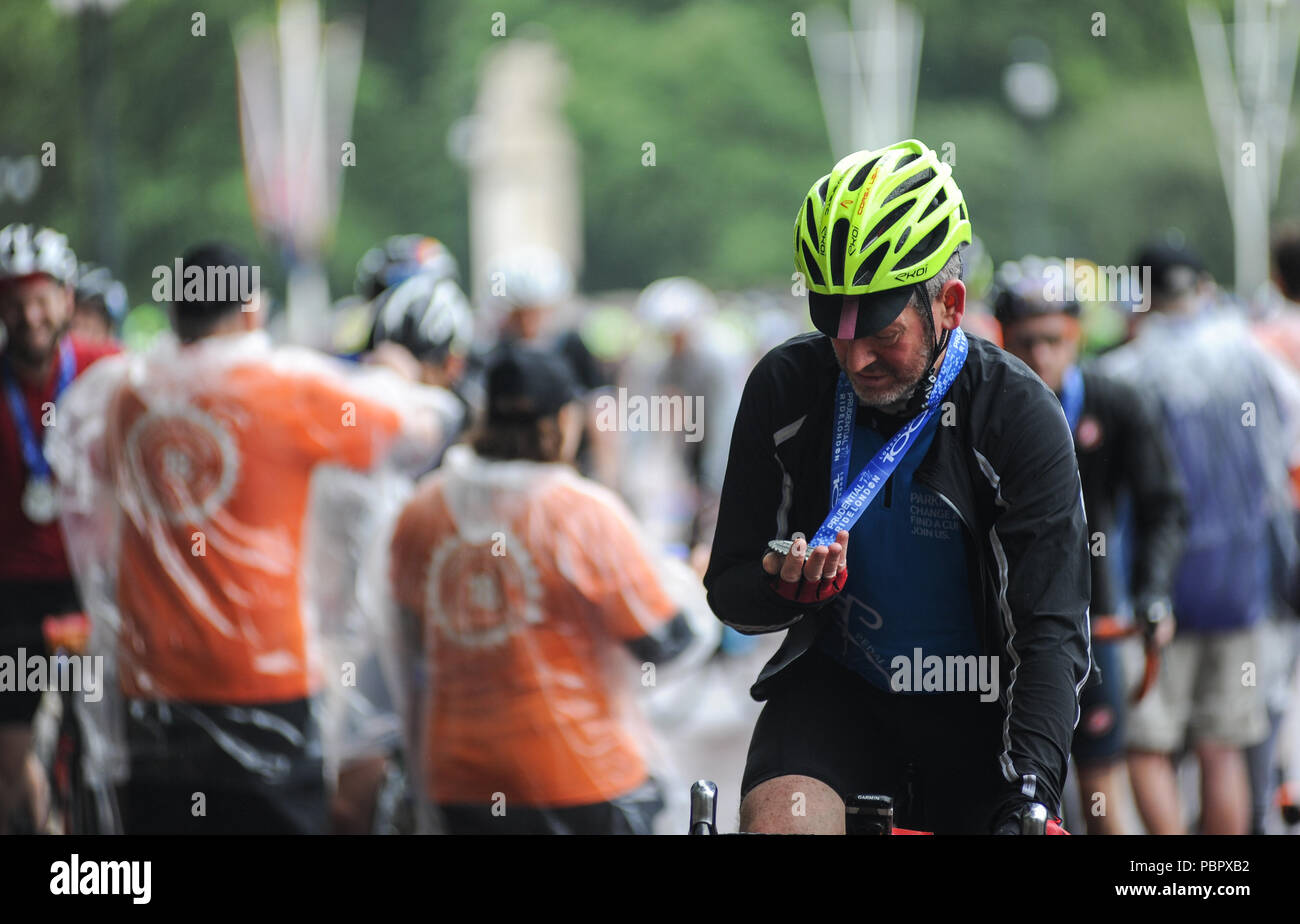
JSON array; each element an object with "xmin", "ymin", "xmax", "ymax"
[
  {"xmin": 3, "ymin": 338, "xmax": 75, "ymax": 527},
  {"xmin": 21, "ymin": 477, "xmax": 58, "ymax": 525}
]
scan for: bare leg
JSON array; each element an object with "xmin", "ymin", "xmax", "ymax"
[
  {"xmin": 740, "ymin": 774, "xmax": 844, "ymax": 834},
  {"xmin": 1076, "ymin": 760, "xmax": 1128, "ymax": 835},
  {"xmin": 1127, "ymin": 750, "xmax": 1184, "ymax": 835},
  {"xmin": 1197, "ymin": 742, "xmax": 1251, "ymax": 835}
]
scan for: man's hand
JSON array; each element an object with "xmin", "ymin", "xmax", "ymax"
[
  {"xmin": 1137, "ymin": 597, "xmax": 1175, "ymax": 648},
  {"xmin": 762, "ymin": 530, "xmax": 850, "ymax": 603}
]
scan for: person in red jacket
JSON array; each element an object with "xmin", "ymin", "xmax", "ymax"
[{"xmin": 0, "ymin": 224, "xmax": 117, "ymax": 832}]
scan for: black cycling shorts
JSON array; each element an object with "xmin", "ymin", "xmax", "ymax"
[
  {"xmin": 122, "ymin": 697, "xmax": 327, "ymax": 835},
  {"xmin": 1071, "ymin": 639, "xmax": 1126, "ymax": 767},
  {"xmin": 437, "ymin": 778, "xmax": 664, "ymax": 835},
  {"xmin": 740, "ymin": 649, "xmax": 1012, "ymax": 834},
  {"xmin": 0, "ymin": 579, "xmax": 81, "ymax": 725}
]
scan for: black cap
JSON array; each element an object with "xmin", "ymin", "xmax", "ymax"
[
  {"xmin": 486, "ymin": 344, "xmax": 583, "ymax": 423},
  {"xmin": 1132, "ymin": 241, "xmax": 1207, "ymax": 299},
  {"xmin": 808, "ymin": 286, "xmax": 924, "ymax": 340}
]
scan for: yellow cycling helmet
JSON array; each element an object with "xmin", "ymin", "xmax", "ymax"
[{"xmin": 795, "ymin": 139, "xmax": 972, "ymax": 339}]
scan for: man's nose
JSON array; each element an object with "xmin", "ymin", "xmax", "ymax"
[
  {"xmin": 1030, "ymin": 341, "xmax": 1053, "ymax": 369},
  {"xmin": 22, "ymin": 297, "xmax": 43, "ymax": 327},
  {"xmin": 840, "ymin": 338, "xmax": 877, "ymax": 370}
]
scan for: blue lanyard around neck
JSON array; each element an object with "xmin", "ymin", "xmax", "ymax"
[
  {"xmin": 1058, "ymin": 364, "xmax": 1084, "ymax": 435},
  {"xmin": 2, "ymin": 338, "xmax": 75, "ymax": 479},
  {"xmin": 810, "ymin": 326, "xmax": 969, "ymax": 548}
]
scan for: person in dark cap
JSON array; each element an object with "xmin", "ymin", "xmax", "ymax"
[
  {"xmin": 1133, "ymin": 241, "xmax": 1208, "ymax": 311},
  {"xmin": 386, "ymin": 344, "xmax": 699, "ymax": 834}
]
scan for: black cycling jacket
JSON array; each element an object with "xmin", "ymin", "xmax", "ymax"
[
  {"xmin": 1073, "ymin": 366, "xmax": 1187, "ymax": 616},
  {"xmin": 704, "ymin": 331, "xmax": 1091, "ymax": 815}
]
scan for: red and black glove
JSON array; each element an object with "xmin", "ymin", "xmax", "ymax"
[{"xmin": 771, "ymin": 566, "xmax": 848, "ymax": 603}]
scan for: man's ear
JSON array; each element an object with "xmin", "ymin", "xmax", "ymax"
[{"xmin": 937, "ymin": 279, "xmax": 966, "ymax": 331}]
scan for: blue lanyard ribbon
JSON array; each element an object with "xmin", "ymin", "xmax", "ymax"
[
  {"xmin": 1058, "ymin": 364, "xmax": 1084, "ymax": 435},
  {"xmin": 810, "ymin": 326, "xmax": 969, "ymax": 548},
  {"xmin": 2, "ymin": 338, "xmax": 75, "ymax": 480}
]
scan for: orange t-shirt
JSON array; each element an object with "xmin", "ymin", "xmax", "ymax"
[
  {"xmin": 106, "ymin": 345, "xmax": 402, "ymax": 704},
  {"xmin": 389, "ymin": 449, "xmax": 678, "ymax": 808}
]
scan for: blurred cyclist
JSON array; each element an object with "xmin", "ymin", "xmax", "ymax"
[
  {"xmin": 327, "ymin": 268, "xmax": 479, "ymax": 832},
  {"xmin": 0, "ymin": 224, "xmax": 118, "ymax": 833},
  {"xmin": 71, "ymin": 263, "xmax": 128, "ymax": 346},
  {"xmin": 705, "ymin": 140, "xmax": 1091, "ymax": 834},
  {"xmin": 993, "ymin": 256, "xmax": 1186, "ymax": 835},
  {"xmin": 367, "ymin": 271, "xmax": 477, "ymax": 448},
  {"xmin": 485, "ymin": 245, "xmax": 613, "ymax": 480},
  {"xmin": 387, "ymin": 345, "xmax": 696, "ymax": 834},
  {"xmin": 621, "ymin": 277, "xmax": 744, "ymax": 562},
  {"xmin": 355, "ymin": 234, "xmax": 459, "ymax": 304},
  {"xmin": 47, "ymin": 241, "xmax": 459, "ymax": 834},
  {"xmin": 1100, "ymin": 241, "xmax": 1299, "ymax": 834}
]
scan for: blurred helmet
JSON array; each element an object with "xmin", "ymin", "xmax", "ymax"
[
  {"xmin": 369, "ymin": 272, "xmax": 474, "ymax": 363},
  {"xmin": 991, "ymin": 256, "xmax": 1081, "ymax": 325},
  {"xmin": 635, "ymin": 277, "xmax": 718, "ymax": 333},
  {"xmin": 794, "ymin": 139, "xmax": 971, "ymax": 340},
  {"xmin": 74, "ymin": 263, "xmax": 129, "ymax": 323},
  {"xmin": 355, "ymin": 234, "xmax": 458, "ymax": 300},
  {"xmin": 0, "ymin": 223, "xmax": 78, "ymax": 287},
  {"xmin": 487, "ymin": 245, "xmax": 574, "ymax": 309}
]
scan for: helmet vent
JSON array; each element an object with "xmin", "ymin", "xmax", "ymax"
[
  {"xmin": 801, "ymin": 242, "xmax": 826, "ymax": 287},
  {"xmin": 895, "ymin": 216, "xmax": 950, "ymax": 269},
  {"xmin": 830, "ymin": 219, "xmax": 850, "ymax": 286},
  {"xmin": 805, "ymin": 200, "xmax": 818, "ymax": 241},
  {"xmin": 817, "ymin": 177, "xmax": 830, "ymax": 203},
  {"xmin": 847, "ymin": 157, "xmax": 882, "ymax": 191},
  {"xmin": 883, "ymin": 168, "xmax": 936, "ymax": 205},
  {"xmin": 853, "ymin": 242, "xmax": 888, "ymax": 287},
  {"xmin": 894, "ymin": 225, "xmax": 912, "ymax": 254},
  {"xmin": 896, "ymin": 152, "xmax": 920, "ymax": 169},
  {"xmin": 863, "ymin": 201, "xmax": 913, "ymax": 252}
]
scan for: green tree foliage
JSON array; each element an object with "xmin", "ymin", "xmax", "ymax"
[{"xmin": 0, "ymin": 0, "xmax": 1292, "ymax": 309}]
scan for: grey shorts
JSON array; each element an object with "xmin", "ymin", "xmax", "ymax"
[{"xmin": 1124, "ymin": 624, "xmax": 1269, "ymax": 752}]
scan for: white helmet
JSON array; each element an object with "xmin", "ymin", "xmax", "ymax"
[
  {"xmin": 487, "ymin": 245, "xmax": 574, "ymax": 309},
  {"xmin": 0, "ymin": 223, "xmax": 78, "ymax": 286},
  {"xmin": 370, "ymin": 272, "xmax": 475, "ymax": 361},
  {"xmin": 636, "ymin": 276, "xmax": 718, "ymax": 333}
]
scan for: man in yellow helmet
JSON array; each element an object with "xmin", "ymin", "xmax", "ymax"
[{"xmin": 704, "ymin": 140, "xmax": 1091, "ymax": 834}]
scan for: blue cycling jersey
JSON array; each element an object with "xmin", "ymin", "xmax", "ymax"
[{"xmin": 817, "ymin": 409, "xmax": 979, "ymax": 691}]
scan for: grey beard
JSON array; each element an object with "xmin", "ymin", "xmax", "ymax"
[{"xmin": 852, "ymin": 374, "xmax": 923, "ymax": 413}]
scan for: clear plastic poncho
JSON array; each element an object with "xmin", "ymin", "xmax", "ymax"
[
  {"xmin": 365, "ymin": 442, "xmax": 719, "ymax": 834},
  {"xmin": 45, "ymin": 330, "xmax": 463, "ymax": 832}
]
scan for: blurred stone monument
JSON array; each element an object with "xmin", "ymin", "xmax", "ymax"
[{"xmin": 460, "ymin": 37, "xmax": 583, "ymax": 307}]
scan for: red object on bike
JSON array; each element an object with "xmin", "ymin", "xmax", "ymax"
[
  {"xmin": 41, "ymin": 612, "xmax": 90, "ymax": 654},
  {"xmin": 772, "ymin": 566, "xmax": 848, "ymax": 603},
  {"xmin": 1089, "ymin": 615, "xmax": 1160, "ymax": 705}
]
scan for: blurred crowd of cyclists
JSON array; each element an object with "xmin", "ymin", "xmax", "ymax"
[{"xmin": 2, "ymin": 212, "xmax": 1300, "ymax": 835}]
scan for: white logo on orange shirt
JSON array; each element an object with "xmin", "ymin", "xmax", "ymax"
[
  {"xmin": 124, "ymin": 406, "xmax": 239, "ymax": 525},
  {"xmin": 424, "ymin": 529, "xmax": 543, "ymax": 648}
]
